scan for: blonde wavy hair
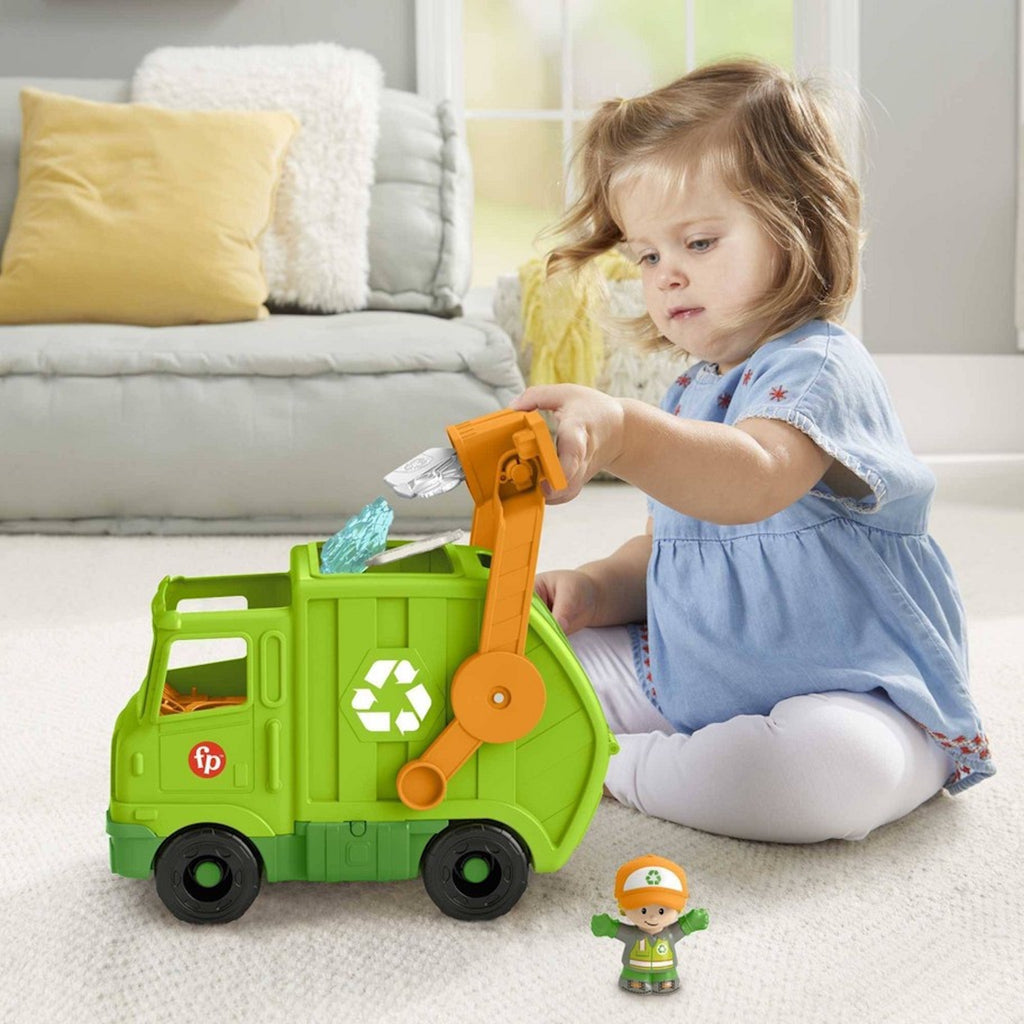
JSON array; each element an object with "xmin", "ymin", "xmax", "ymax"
[{"xmin": 547, "ymin": 59, "xmax": 863, "ymax": 353}]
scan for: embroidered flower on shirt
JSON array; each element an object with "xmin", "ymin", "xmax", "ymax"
[
  {"xmin": 769, "ymin": 386, "xmax": 788, "ymax": 402},
  {"xmin": 677, "ymin": 374, "xmax": 692, "ymax": 388},
  {"xmin": 742, "ymin": 369, "xmax": 753, "ymax": 386},
  {"xmin": 717, "ymin": 393, "xmax": 732, "ymax": 409}
]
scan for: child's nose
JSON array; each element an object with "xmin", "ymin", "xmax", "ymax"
[{"xmin": 656, "ymin": 259, "xmax": 688, "ymax": 289}]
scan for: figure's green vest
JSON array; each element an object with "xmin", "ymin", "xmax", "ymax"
[{"xmin": 628, "ymin": 935, "xmax": 675, "ymax": 971}]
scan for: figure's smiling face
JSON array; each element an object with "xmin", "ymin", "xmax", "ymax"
[
  {"xmin": 623, "ymin": 903, "xmax": 681, "ymax": 935},
  {"xmin": 615, "ymin": 168, "xmax": 779, "ymax": 373}
]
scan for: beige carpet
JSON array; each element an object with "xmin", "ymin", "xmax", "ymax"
[{"xmin": 0, "ymin": 473, "xmax": 1019, "ymax": 1023}]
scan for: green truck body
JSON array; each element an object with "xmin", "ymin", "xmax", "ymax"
[{"xmin": 107, "ymin": 538, "xmax": 615, "ymax": 921}]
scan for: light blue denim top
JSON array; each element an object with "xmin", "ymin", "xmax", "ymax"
[{"xmin": 627, "ymin": 320, "xmax": 993, "ymax": 793}]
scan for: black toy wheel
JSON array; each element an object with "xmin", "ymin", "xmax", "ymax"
[
  {"xmin": 154, "ymin": 826, "xmax": 262, "ymax": 924},
  {"xmin": 421, "ymin": 822, "xmax": 530, "ymax": 921}
]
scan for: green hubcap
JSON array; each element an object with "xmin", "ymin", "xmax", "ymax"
[
  {"xmin": 194, "ymin": 860, "xmax": 224, "ymax": 888},
  {"xmin": 461, "ymin": 856, "xmax": 491, "ymax": 884}
]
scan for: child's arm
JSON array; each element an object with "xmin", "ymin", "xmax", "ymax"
[
  {"xmin": 537, "ymin": 520, "xmax": 651, "ymax": 633},
  {"xmin": 514, "ymin": 385, "xmax": 832, "ymax": 525}
]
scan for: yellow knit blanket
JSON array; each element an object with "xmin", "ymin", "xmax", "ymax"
[{"xmin": 519, "ymin": 249, "xmax": 640, "ymax": 387}]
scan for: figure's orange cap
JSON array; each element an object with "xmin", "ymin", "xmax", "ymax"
[{"xmin": 614, "ymin": 855, "xmax": 689, "ymax": 911}]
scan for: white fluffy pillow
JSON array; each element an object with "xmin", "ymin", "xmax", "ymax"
[{"xmin": 133, "ymin": 43, "xmax": 382, "ymax": 313}]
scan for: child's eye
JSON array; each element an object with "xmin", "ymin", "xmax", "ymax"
[
  {"xmin": 689, "ymin": 237, "xmax": 716, "ymax": 253},
  {"xmin": 637, "ymin": 252, "xmax": 659, "ymax": 266}
]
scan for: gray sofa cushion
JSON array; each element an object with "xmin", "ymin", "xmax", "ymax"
[
  {"xmin": 0, "ymin": 78, "xmax": 471, "ymax": 316},
  {"xmin": 368, "ymin": 89, "xmax": 472, "ymax": 316},
  {"xmin": 0, "ymin": 313, "xmax": 523, "ymax": 533}
]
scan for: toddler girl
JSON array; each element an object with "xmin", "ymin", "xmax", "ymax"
[{"xmin": 512, "ymin": 59, "xmax": 993, "ymax": 843}]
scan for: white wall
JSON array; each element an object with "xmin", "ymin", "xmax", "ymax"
[
  {"xmin": 0, "ymin": 0, "xmax": 417, "ymax": 90},
  {"xmin": 860, "ymin": 0, "xmax": 1017, "ymax": 355},
  {"xmin": 857, "ymin": 1, "xmax": 1023, "ymax": 455}
]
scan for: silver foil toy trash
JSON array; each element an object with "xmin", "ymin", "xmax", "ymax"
[{"xmin": 384, "ymin": 446, "xmax": 465, "ymax": 499}]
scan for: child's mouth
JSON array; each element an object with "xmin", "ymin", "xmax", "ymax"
[{"xmin": 668, "ymin": 306, "xmax": 704, "ymax": 320}]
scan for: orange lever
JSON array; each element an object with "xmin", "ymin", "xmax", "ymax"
[
  {"xmin": 396, "ymin": 410, "xmax": 565, "ymax": 811},
  {"xmin": 396, "ymin": 652, "xmax": 547, "ymax": 810}
]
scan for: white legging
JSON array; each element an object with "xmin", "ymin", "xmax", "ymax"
[{"xmin": 571, "ymin": 626, "xmax": 953, "ymax": 843}]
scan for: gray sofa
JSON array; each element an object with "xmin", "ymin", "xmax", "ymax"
[{"xmin": 0, "ymin": 78, "xmax": 524, "ymax": 533}]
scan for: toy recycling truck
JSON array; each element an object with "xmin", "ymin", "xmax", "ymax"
[{"xmin": 107, "ymin": 410, "xmax": 617, "ymax": 923}]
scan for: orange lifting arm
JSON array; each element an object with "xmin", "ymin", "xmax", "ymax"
[{"xmin": 396, "ymin": 410, "xmax": 567, "ymax": 811}]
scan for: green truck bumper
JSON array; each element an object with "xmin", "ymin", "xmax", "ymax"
[{"xmin": 107, "ymin": 813, "xmax": 161, "ymax": 879}]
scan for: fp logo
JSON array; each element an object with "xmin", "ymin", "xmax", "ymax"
[{"xmin": 189, "ymin": 741, "xmax": 226, "ymax": 778}]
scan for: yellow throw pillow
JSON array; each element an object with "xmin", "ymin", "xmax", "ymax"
[{"xmin": 0, "ymin": 88, "xmax": 297, "ymax": 326}]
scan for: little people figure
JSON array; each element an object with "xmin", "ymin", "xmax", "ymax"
[{"xmin": 591, "ymin": 855, "xmax": 708, "ymax": 994}]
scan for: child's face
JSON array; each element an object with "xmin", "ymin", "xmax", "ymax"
[
  {"xmin": 616, "ymin": 169, "xmax": 779, "ymax": 372},
  {"xmin": 623, "ymin": 904, "xmax": 681, "ymax": 935}
]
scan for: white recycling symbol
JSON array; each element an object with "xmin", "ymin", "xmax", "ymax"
[{"xmin": 350, "ymin": 659, "xmax": 433, "ymax": 736}]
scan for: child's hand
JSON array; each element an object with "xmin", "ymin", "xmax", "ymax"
[
  {"xmin": 511, "ymin": 385, "xmax": 625, "ymax": 502},
  {"xmin": 536, "ymin": 569, "xmax": 599, "ymax": 635}
]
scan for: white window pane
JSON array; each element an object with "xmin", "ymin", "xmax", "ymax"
[
  {"xmin": 572, "ymin": 0, "xmax": 793, "ymax": 111},
  {"xmin": 572, "ymin": 1, "xmax": 689, "ymax": 108},
  {"xmin": 468, "ymin": 119, "xmax": 565, "ymax": 286},
  {"xmin": 465, "ymin": 0, "xmax": 562, "ymax": 110},
  {"xmin": 695, "ymin": 0, "xmax": 793, "ymax": 68}
]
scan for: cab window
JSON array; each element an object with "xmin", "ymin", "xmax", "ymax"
[{"xmin": 159, "ymin": 637, "xmax": 248, "ymax": 716}]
